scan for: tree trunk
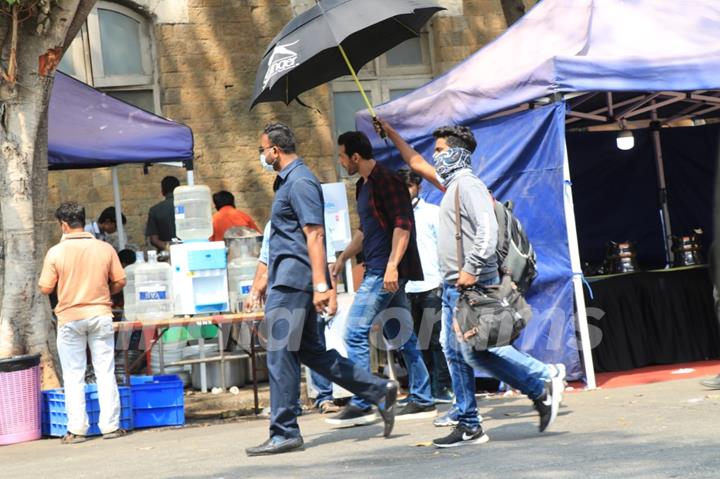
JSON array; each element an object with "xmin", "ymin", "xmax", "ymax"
[
  {"xmin": 0, "ymin": 0, "xmax": 94, "ymax": 389},
  {"xmin": 0, "ymin": 74, "xmax": 55, "ymax": 385}
]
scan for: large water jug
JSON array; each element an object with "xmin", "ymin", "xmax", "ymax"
[
  {"xmin": 135, "ymin": 250, "xmax": 174, "ymax": 322},
  {"xmin": 174, "ymin": 185, "xmax": 213, "ymax": 241},
  {"xmin": 123, "ymin": 251, "xmax": 146, "ymax": 321},
  {"xmin": 227, "ymin": 257, "xmax": 258, "ymax": 312}
]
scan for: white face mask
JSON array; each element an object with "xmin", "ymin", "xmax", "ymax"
[{"xmin": 259, "ymin": 153, "xmax": 275, "ymax": 172}]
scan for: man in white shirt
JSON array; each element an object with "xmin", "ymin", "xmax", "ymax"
[
  {"xmin": 398, "ymin": 169, "xmax": 452, "ymax": 404},
  {"xmin": 85, "ymin": 206, "xmax": 128, "ymax": 250}
]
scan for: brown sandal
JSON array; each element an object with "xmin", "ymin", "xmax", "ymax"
[
  {"xmin": 102, "ymin": 428, "xmax": 130, "ymax": 440},
  {"xmin": 61, "ymin": 433, "xmax": 87, "ymax": 445}
]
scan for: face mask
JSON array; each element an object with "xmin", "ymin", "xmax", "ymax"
[
  {"xmin": 259, "ymin": 153, "xmax": 275, "ymax": 172},
  {"xmin": 435, "ymin": 171, "xmax": 447, "ymax": 187},
  {"xmin": 433, "ymin": 147, "xmax": 472, "ymax": 183}
]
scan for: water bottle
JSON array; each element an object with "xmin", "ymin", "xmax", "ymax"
[
  {"xmin": 123, "ymin": 251, "xmax": 146, "ymax": 321},
  {"xmin": 227, "ymin": 257, "xmax": 258, "ymax": 312},
  {"xmin": 135, "ymin": 250, "xmax": 174, "ymax": 322},
  {"xmin": 173, "ymin": 185, "xmax": 213, "ymax": 241}
]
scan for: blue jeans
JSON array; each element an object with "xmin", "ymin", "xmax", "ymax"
[
  {"xmin": 311, "ymin": 319, "xmax": 334, "ymax": 406},
  {"xmin": 441, "ymin": 277, "xmax": 550, "ymax": 429},
  {"xmin": 346, "ymin": 270, "xmax": 433, "ymax": 410}
]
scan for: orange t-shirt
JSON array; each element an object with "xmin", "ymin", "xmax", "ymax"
[
  {"xmin": 211, "ymin": 206, "xmax": 260, "ymax": 241},
  {"xmin": 39, "ymin": 232, "xmax": 126, "ymax": 326}
]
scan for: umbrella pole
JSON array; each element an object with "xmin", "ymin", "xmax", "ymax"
[{"xmin": 337, "ymin": 44, "xmax": 376, "ymax": 118}]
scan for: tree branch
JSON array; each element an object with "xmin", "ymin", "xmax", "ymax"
[
  {"xmin": 3, "ymin": 3, "xmax": 18, "ymax": 85},
  {"xmin": 61, "ymin": 0, "xmax": 96, "ymax": 50}
]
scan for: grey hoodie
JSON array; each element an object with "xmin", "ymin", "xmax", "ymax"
[{"xmin": 438, "ymin": 170, "xmax": 498, "ymax": 283}]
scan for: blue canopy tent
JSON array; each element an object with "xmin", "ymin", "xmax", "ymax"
[
  {"xmin": 48, "ymin": 71, "xmax": 194, "ymax": 248},
  {"xmin": 357, "ymin": 0, "xmax": 720, "ymax": 386}
]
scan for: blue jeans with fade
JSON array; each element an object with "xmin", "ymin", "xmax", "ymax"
[
  {"xmin": 310, "ymin": 315, "xmax": 334, "ymax": 406},
  {"xmin": 345, "ymin": 269, "xmax": 433, "ymax": 410},
  {"xmin": 441, "ymin": 276, "xmax": 551, "ymax": 429}
]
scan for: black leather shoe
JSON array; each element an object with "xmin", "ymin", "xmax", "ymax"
[
  {"xmin": 377, "ymin": 381, "xmax": 398, "ymax": 438},
  {"xmin": 246, "ymin": 436, "xmax": 304, "ymax": 456}
]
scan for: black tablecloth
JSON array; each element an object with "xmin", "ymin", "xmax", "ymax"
[{"xmin": 584, "ymin": 266, "xmax": 720, "ymax": 372}]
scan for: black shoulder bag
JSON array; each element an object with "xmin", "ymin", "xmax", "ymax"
[{"xmin": 453, "ymin": 187, "xmax": 532, "ymax": 351}]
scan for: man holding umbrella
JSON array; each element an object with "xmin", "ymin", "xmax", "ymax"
[
  {"xmin": 246, "ymin": 123, "xmax": 397, "ymax": 456},
  {"xmin": 378, "ymin": 120, "xmax": 565, "ymax": 448}
]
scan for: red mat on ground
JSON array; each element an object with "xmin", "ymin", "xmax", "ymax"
[{"xmin": 569, "ymin": 360, "xmax": 720, "ymax": 390}]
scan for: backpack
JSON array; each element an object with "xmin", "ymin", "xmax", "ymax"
[{"xmin": 493, "ymin": 199, "xmax": 537, "ymax": 293}]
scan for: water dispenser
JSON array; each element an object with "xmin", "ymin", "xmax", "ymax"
[{"xmin": 170, "ymin": 241, "xmax": 229, "ymax": 315}]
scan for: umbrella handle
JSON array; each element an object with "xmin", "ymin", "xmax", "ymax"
[{"xmin": 337, "ymin": 44, "xmax": 387, "ymax": 139}]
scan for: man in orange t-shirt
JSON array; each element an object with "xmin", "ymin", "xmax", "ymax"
[
  {"xmin": 210, "ymin": 190, "xmax": 260, "ymax": 241},
  {"xmin": 39, "ymin": 202, "xmax": 127, "ymax": 444}
]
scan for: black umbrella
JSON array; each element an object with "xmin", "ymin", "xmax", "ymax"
[{"xmin": 250, "ymin": 0, "xmax": 445, "ymax": 120}]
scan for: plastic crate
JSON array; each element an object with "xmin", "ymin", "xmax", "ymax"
[
  {"xmin": 41, "ymin": 385, "xmax": 132, "ymax": 437},
  {"xmin": 130, "ymin": 375, "xmax": 184, "ymax": 428}
]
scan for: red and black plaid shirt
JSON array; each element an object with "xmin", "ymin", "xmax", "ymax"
[{"xmin": 356, "ymin": 162, "xmax": 424, "ymax": 281}]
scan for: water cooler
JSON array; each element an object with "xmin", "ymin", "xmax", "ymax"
[
  {"xmin": 170, "ymin": 241, "xmax": 229, "ymax": 315},
  {"xmin": 170, "ymin": 184, "xmax": 229, "ymax": 315}
]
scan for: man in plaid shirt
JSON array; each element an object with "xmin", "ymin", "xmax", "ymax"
[{"xmin": 326, "ymin": 131, "xmax": 436, "ymax": 428}]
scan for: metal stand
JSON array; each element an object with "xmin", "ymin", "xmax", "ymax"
[
  {"xmin": 199, "ymin": 334, "xmax": 207, "ymax": 393},
  {"xmin": 650, "ymin": 112, "xmax": 674, "ymax": 267}
]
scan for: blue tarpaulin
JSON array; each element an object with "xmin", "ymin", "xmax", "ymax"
[
  {"xmin": 358, "ymin": 0, "xmax": 720, "ymax": 138},
  {"xmin": 49, "ymin": 72, "xmax": 193, "ymax": 170},
  {"xmin": 375, "ymin": 102, "xmax": 582, "ymax": 379},
  {"xmin": 357, "ymin": 0, "xmax": 720, "ymax": 383}
]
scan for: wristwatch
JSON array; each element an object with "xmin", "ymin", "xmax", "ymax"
[{"xmin": 313, "ymin": 283, "xmax": 330, "ymax": 293}]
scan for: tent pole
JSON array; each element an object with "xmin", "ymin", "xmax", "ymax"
[
  {"xmin": 650, "ymin": 108, "xmax": 674, "ymax": 267},
  {"xmin": 562, "ymin": 141, "xmax": 596, "ymax": 389},
  {"xmin": 184, "ymin": 158, "xmax": 195, "ymax": 186},
  {"xmin": 111, "ymin": 166, "xmax": 127, "ymax": 250}
]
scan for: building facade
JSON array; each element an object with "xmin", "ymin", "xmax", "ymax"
[{"xmin": 50, "ymin": 0, "xmax": 536, "ymax": 246}]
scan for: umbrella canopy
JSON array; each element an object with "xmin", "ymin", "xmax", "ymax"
[{"xmin": 250, "ymin": 0, "xmax": 444, "ymax": 109}]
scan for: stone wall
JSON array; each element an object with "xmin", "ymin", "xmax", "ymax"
[{"xmin": 47, "ymin": 0, "xmax": 537, "ymax": 247}]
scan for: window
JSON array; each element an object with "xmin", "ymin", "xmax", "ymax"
[
  {"xmin": 59, "ymin": 1, "xmax": 158, "ymax": 113},
  {"xmin": 331, "ymin": 33, "xmax": 434, "ymax": 175}
]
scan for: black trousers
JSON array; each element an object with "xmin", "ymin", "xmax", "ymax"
[{"xmin": 264, "ymin": 285, "xmax": 387, "ymax": 439}]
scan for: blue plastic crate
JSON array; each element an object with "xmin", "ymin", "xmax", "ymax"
[
  {"xmin": 41, "ymin": 385, "xmax": 133, "ymax": 437},
  {"xmin": 130, "ymin": 375, "xmax": 185, "ymax": 428}
]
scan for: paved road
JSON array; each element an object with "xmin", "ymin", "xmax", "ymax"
[{"xmin": 4, "ymin": 377, "xmax": 719, "ymax": 479}]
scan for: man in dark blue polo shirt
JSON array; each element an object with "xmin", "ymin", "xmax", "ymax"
[
  {"xmin": 326, "ymin": 131, "xmax": 435, "ymax": 428},
  {"xmin": 245, "ymin": 123, "xmax": 398, "ymax": 457}
]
